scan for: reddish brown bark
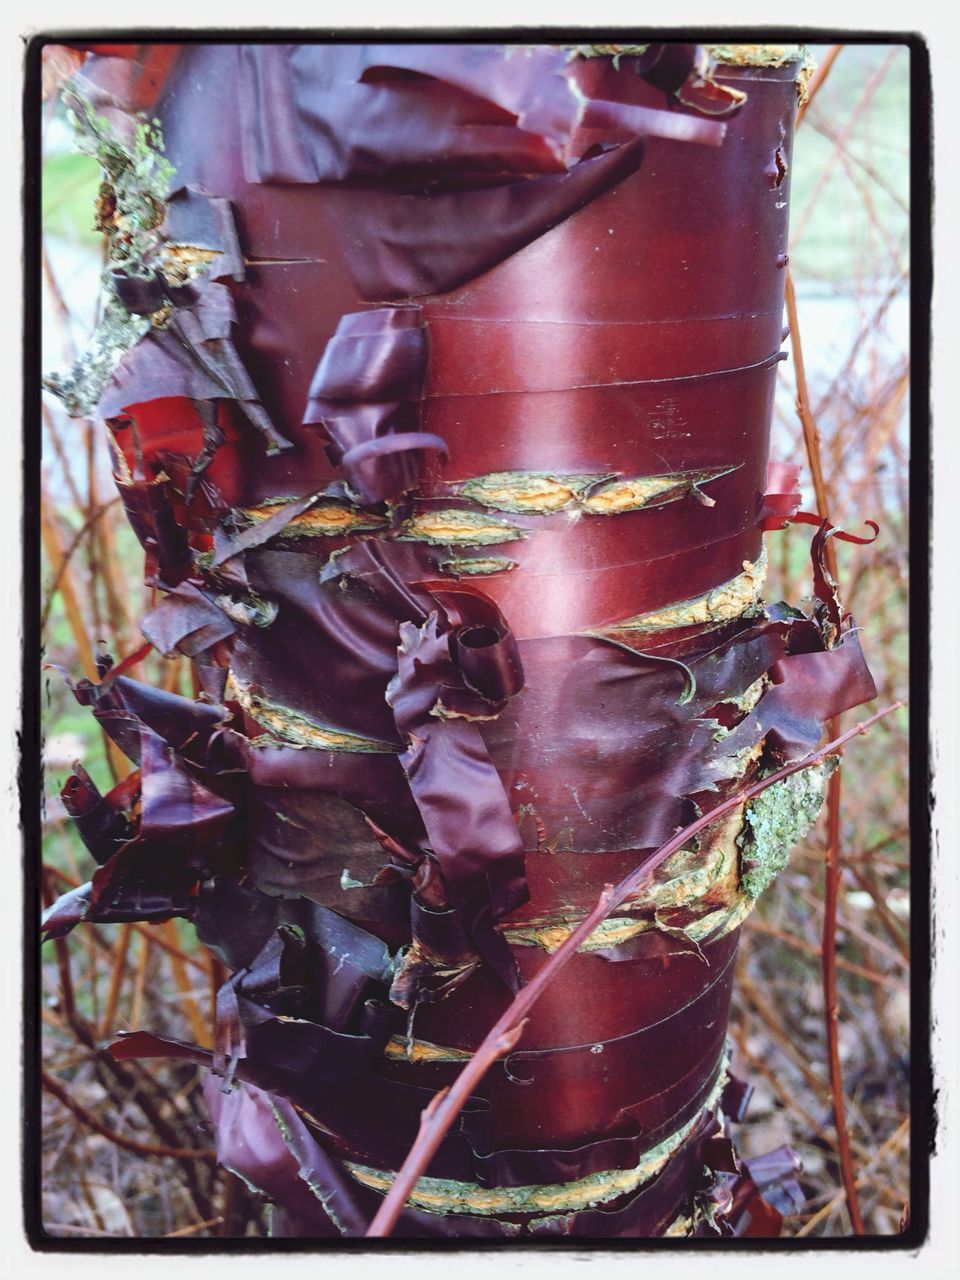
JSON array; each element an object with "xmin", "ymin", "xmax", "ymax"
[{"xmin": 43, "ymin": 41, "xmax": 879, "ymax": 1239}]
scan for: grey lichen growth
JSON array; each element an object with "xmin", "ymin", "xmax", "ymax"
[
  {"xmin": 43, "ymin": 299, "xmax": 151, "ymax": 417},
  {"xmin": 738, "ymin": 759, "xmax": 836, "ymax": 899},
  {"xmin": 66, "ymin": 91, "xmax": 174, "ymax": 264},
  {"xmin": 43, "ymin": 85, "xmax": 176, "ymax": 416}
]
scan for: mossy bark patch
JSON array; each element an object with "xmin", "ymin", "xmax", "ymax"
[
  {"xmin": 455, "ymin": 465, "xmax": 735, "ymax": 516},
  {"xmin": 459, "ymin": 471, "xmax": 610, "ymax": 514},
  {"xmin": 738, "ymin": 760, "xmax": 834, "ymax": 898},
  {"xmin": 399, "ymin": 509, "xmax": 527, "ymax": 546},
  {"xmin": 343, "ymin": 1057, "xmax": 729, "ymax": 1216},
  {"xmin": 234, "ymin": 683, "xmax": 399, "ymax": 754},
  {"xmin": 238, "ymin": 498, "xmax": 389, "ymax": 538},
  {"xmin": 437, "ymin": 556, "xmax": 518, "ymax": 576},
  {"xmin": 705, "ymin": 44, "xmax": 804, "ymax": 67},
  {"xmin": 608, "ymin": 548, "xmax": 767, "ymax": 634}
]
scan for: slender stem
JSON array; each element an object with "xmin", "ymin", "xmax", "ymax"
[
  {"xmin": 40, "ymin": 482, "xmax": 98, "ymax": 682},
  {"xmin": 745, "ymin": 916, "xmax": 906, "ymax": 991},
  {"xmin": 792, "ymin": 51, "xmax": 895, "ymax": 244},
  {"xmin": 783, "ymin": 269, "xmax": 838, "ymax": 582},
  {"xmin": 165, "ymin": 1216, "xmax": 225, "ymax": 1238},
  {"xmin": 99, "ymin": 922, "xmax": 134, "ymax": 1040},
  {"xmin": 793, "ymin": 1117, "xmax": 909, "ymax": 1237},
  {"xmin": 163, "ymin": 920, "xmax": 212, "ymax": 1049},
  {"xmin": 822, "ymin": 757, "xmax": 866, "ymax": 1233},
  {"xmin": 40, "ymin": 473, "xmax": 128, "ymax": 782},
  {"xmin": 727, "ymin": 1021, "xmax": 835, "ymax": 1148},
  {"xmin": 786, "ymin": 84, "xmax": 873, "ymax": 1223},
  {"xmin": 365, "ymin": 701, "xmax": 903, "ymax": 1237},
  {"xmin": 42, "ymin": 401, "xmax": 84, "ymax": 510},
  {"xmin": 39, "ymin": 496, "xmax": 122, "ymax": 634}
]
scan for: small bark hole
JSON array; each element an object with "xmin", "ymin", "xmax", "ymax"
[{"xmin": 769, "ymin": 146, "xmax": 788, "ymax": 188}]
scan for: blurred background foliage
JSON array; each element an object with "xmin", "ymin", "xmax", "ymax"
[{"xmin": 37, "ymin": 42, "xmax": 911, "ymax": 1239}]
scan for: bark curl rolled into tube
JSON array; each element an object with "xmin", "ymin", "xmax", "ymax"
[{"xmin": 303, "ymin": 307, "xmax": 446, "ymax": 505}]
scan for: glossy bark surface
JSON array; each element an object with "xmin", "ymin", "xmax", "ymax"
[{"xmin": 44, "ymin": 42, "xmax": 878, "ymax": 1239}]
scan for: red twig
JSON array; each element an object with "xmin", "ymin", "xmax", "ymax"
[
  {"xmin": 783, "ymin": 267, "xmax": 838, "ymax": 580},
  {"xmin": 365, "ymin": 700, "xmax": 904, "ymax": 1237},
  {"xmin": 790, "ymin": 72, "xmax": 870, "ymax": 1227}
]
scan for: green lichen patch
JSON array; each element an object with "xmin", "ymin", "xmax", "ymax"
[
  {"xmin": 581, "ymin": 465, "xmax": 737, "ymax": 515},
  {"xmin": 237, "ymin": 497, "xmax": 389, "ymax": 538},
  {"xmin": 269, "ymin": 1102, "xmax": 351, "ymax": 1235},
  {"xmin": 343, "ymin": 1054, "xmax": 729, "ymax": 1216},
  {"xmin": 738, "ymin": 760, "xmax": 835, "ymax": 898},
  {"xmin": 234, "ymin": 684, "xmax": 399, "ymax": 754},
  {"xmin": 705, "ymin": 44, "xmax": 804, "ymax": 67},
  {"xmin": 610, "ymin": 548, "xmax": 767, "ymax": 634},
  {"xmin": 399, "ymin": 509, "xmax": 526, "ymax": 546},
  {"xmin": 383, "ymin": 1034, "xmax": 473, "ymax": 1064},
  {"xmin": 437, "ymin": 555, "xmax": 519, "ymax": 576},
  {"xmin": 458, "ymin": 471, "xmax": 610, "ymax": 514},
  {"xmin": 454, "ymin": 466, "xmax": 735, "ymax": 517},
  {"xmin": 503, "ymin": 916, "xmax": 652, "ymax": 954}
]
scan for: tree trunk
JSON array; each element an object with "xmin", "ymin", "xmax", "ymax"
[{"xmin": 43, "ymin": 40, "xmax": 878, "ymax": 1239}]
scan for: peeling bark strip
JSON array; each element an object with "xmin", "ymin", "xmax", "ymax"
[{"xmin": 44, "ymin": 42, "xmax": 879, "ymax": 1240}]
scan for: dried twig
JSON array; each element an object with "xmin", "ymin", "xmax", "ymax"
[
  {"xmin": 822, "ymin": 764, "xmax": 866, "ymax": 1232},
  {"xmin": 745, "ymin": 916, "xmax": 906, "ymax": 991},
  {"xmin": 39, "ymin": 496, "xmax": 122, "ymax": 634},
  {"xmin": 793, "ymin": 1116, "xmax": 909, "ymax": 1237},
  {"xmin": 42, "ymin": 1069, "xmax": 216, "ymax": 1162},
  {"xmin": 100, "ymin": 923, "xmax": 134, "ymax": 1040}
]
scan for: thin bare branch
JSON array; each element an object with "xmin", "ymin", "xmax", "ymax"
[{"xmin": 42, "ymin": 1069, "xmax": 216, "ymax": 1162}]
